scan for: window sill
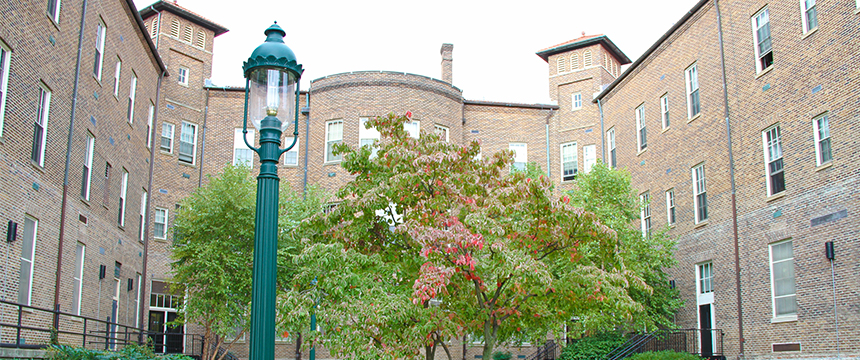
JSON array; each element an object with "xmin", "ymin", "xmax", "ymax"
[
  {"xmin": 80, "ymin": 197, "xmax": 91, "ymax": 207},
  {"xmin": 815, "ymin": 162, "xmax": 832, "ymax": 172},
  {"xmin": 160, "ymin": 149, "xmax": 173, "ymax": 155},
  {"xmin": 766, "ymin": 191, "xmax": 786, "ymax": 202},
  {"xmin": 178, "ymin": 161, "xmax": 196, "ymax": 168},
  {"xmin": 755, "ymin": 66, "xmax": 774, "ymax": 79},
  {"xmin": 801, "ymin": 27, "xmax": 818, "ymax": 39},
  {"xmin": 637, "ymin": 148, "xmax": 647, "ymax": 156},
  {"xmin": 771, "ymin": 315, "xmax": 797, "ymax": 324},
  {"xmin": 323, "ymin": 161, "xmax": 342, "ymax": 166},
  {"xmin": 153, "ymin": 237, "xmax": 168, "ymax": 243},
  {"xmin": 47, "ymin": 15, "xmax": 60, "ymax": 31},
  {"xmin": 687, "ymin": 113, "xmax": 702, "ymax": 124},
  {"xmin": 661, "ymin": 127, "xmax": 670, "ymax": 134},
  {"xmin": 571, "ymin": 108, "xmax": 581, "ymax": 112},
  {"xmin": 856, "ymin": 6, "xmax": 860, "ymax": 14},
  {"xmin": 69, "ymin": 316, "xmax": 83, "ymax": 322},
  {"xmin": 30, "ymin": 160, "xmax": 45, "ymax": 174},
  {"xmin": 694, "ymin": 220, "xmax": 708, "ymax": 229},
  {"xmin": 117, "ymin": 225, "xmax": 125, "ymax": 231}
]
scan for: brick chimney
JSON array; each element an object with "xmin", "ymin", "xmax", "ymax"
[{"xmin": 440, "ymin": 43, "xmax": 453, "ymax": 84}]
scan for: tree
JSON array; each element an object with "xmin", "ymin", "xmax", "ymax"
[
  {"xmin": 170, "ymin": 165, "xmax": 327, "ymax": 360},
  {"xmin": 281, "ymin": 113, "xmax": 646, "ymax": 360}
]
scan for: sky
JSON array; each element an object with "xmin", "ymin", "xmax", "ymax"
[{"xmin": 136, "ymin": 0, "xmax": 701, "ymax": 104}]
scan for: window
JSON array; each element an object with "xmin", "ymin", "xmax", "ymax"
[
  {"xmin": 800, "ymin": 0, "xmax": 817, "ymax": 33},
  {"xmin": 0, "ymin": 41, "xmax": 9, "ymax": 137},
  {"xmin": 636, "ymin": 104, "xmax": 647, "ymax": 151},
  {"xmin": 160, "ymin": 123, "xmax": 174, "ymax": 152},
  {"xmin": 606, "ymin": 128, "xmax": 616, "ymax": 168},
  {"xmin": 762, "ymin": 125, "xmax": 785, "ymax": 196},
  {"xmin": 149, "ymin": 17, "xmax": 158, "ymax": 38},
  {"xmin": 570, "ymin": 54, "xmax": 579, "ymax": 69},
  {"xmin": 698, "ymin": 262, "xmax": 714, "ymax": 294},
  {"xmin": 195, "ymin": 31, "xmax": 205, "ymax": 48},
  {"xmin": 692, "ymin": 163, "xmax": 708, "ymax": 223},
  {"xmin": 183, "ymin": 25, "xmax": 193, "ymax": 43},
  {"xmin": 72, "ymin": 242, "xmax": 85, "ymax": 315},
  {"xmin": 685, "ymin": 63, "xmax": 700, "ymax": 118},
  {"xmin": 118, "ymin": 169, "xmax": 128, "ymax": 226},
  {"xmin": 560, "ymin": 142, "xmax": 577, "ymax": 181},
  {"xmin": 81, "ymin": 132, "xmax": 94, "ymax": 200},
  {"xmin": 146, "ymin": 102, "xmax": 154, "ymax": 149},
  {"xmin": 153, "ymin": 208, "xmax": 167, "ymax": 239},
  {"xmin": 32, "ymin": 85, "xmax": 51, "ymax": 167},
  {"xmin": 18, "ymin": 216, "xmax": 37, "ymax": 305},
  {"xmin": 583, "ymin": 50, "xmax": 592, "ymax": 67},
  {"xmin": 139, "ymin": 190, "xmax": 147, "ymax": 241},
  {"xmin": 583, "ymin": 144, "xmax": 596, "ymax": 174},
  {"xmin": 359, "ymin": 117, "xmax": 381, "ymax": 157},
  {"xmin": 170, "ymin": 20, "xmax": 180, "ymax": 38},
  {"xmin": 326, "ymin": 120, "xmax": 343, "ymax": 162},
  {"xmin": 233, "ymin": 128, "xmax": 254, "ymax": 166},
  {"xmin": 640, "ymin": 192, "xmax": 651, "ymax": 238},
  {"xmin": 812, "ymin": 113, "xmax": 831, "ymax": 166},
  {"xmin": 113, "ymin": 59, "xmax": 121, "ymax": 97},
  {"xmin": 666, "ymin": 189, "xmax": 676, "ymax": 225},
  {"xmin": 770, "ymin": 240, "xmax": 796, "ymax": 318},
  {"xmin": 134, "ymin": 273, "xmax": 141, "ymax": 327},
  {"xmin": 284, "ymin": 136, "xmax": 299, "ymax": 166},
  {"xmin": 557, "ymin": 57, "xmax": 566, "ymax": 74},
  {"xmin": 660, "ymin": 94, "xmax": 669, "ymax": 129},
  {"xmin": 150, "ymin": 280, "xmax": 181, "ymax": 308},
  {"xmin": 404, "ymin": 120, "xmax": 420, "ymax": 139},
  {"xmin": 571, "ymin": 93, "xmax": 582, "ymax": 110},
  {"xmin": 93, "ymin": 22, "xmax": 106, "ymax": 80},
  {"xmin": 179, "ymin": 121, "xmax": 197, "ymax": 164},
  {"xmin": 128, "ymin": 73, "xmax": 137, "ymax": 123},
  {"xmin": 752, "ymin": 7, "xmax": 774, "ymax": 72},
  {"xmin": 46, "ymin": 0, "xmax": 61, "ymax": 22},
  {"xmin": 509, "ymin": 143, "xmax": 527, "ymax": 171},
  {"xmin": 177, "ymin": 67, "xmax": 188, "ymax": 86},
  {"xmin": 103, "ymin": 162, "xmax": 111, "ymax": 204},
  {"xmin": 434, "ymin": 125, "xmax": 449, "ymax": 142}
]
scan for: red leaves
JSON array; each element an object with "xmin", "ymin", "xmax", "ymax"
[{"xmin": 406, "ymin": 111, "xmax": 413, "ymax": 119}]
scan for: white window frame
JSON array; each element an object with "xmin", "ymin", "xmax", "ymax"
[
  {"xmin": 560, "ymin": 142, "xmax": 577, "ymax": 182},
  {"xmin": 557, "ymin": 57, "xmax": 566, "ymax": 74},
  {"xmin": 134, "ymin": 273, "xmax": 142, "ymax": 328},
  {"xmin": 404, "ymin": 120, "xmax": 421, "ymax": 139},
  {"xmin": 325, "ymin": 120, "xmax": 343, "ymax": 163},
  {"xmin": 800, "ymin": 0, "xmax": 817, "ymax": 34},
  {"xmin": 161, "ymin": 123, "xmax": 174, "ymax": 153},
  {"xmin": 153, "ymin": 208, "xmax": 168, "ymax": 239},
  {"xmin": 72, "ymin": 242, "xmax": 85, "ymax": 315},
  {"xmin": 569, "ymin": 54, "xmax": 579, "ymax": 70},
  {"xmin": 195, "ymin": 31, "xmax": 205, "ymax": 48},
  {"xmin": 812, "ymin": 113, "xmax": 831, "ymax": 166},
  {"xmin": 113, "ymin": 58, "xmax": 121, "ymax": 97},
  {"xmin": 640, "ymin": 191, "xmax": 651, "ymax": 238},
  {"xmin": 233, "ymin": 128, "xmax": 255, "ymax": 166},
  {"xmin": 685, "ymin": 63, "xmax": 700, "ymax": 119},
  {"xmin": 19, "ymin": 216, "xmax": 38, "ymax": 306},
  {"xmin": 0, "ymin": 41, "xmax": 9, "ymax": 137},
  {"xmin": 606, "ymin": 127, "xmax": 616, "ymax": 168},
  {"xmin": 697, "ymin": 262, "xmax": 714, "ymax": 295},
  {"xmin": 509, "ymin": 143, "xmax": 527, "ymax": 171},
  {"xmin": 660, "ymin": 94, "xmax": 669, "ymax": 129},
  {"xmin": 751, "ymin": 7, "xmax": 774, "ymax": 73},
  {"xmin": 179, "ymin": 121, "xmax": 198, "ymax": 164},
  {"xmin": 127, "ymin": 73, "xmax": 137, "ymax": 123},
  {"xmin": 93, "ymin": 22, "xmax": 106, "ymax": 81},
  {"xmin": 769, "ymin": 239, "xmax": 797, "ymax": 319},
  {"xmin": 583, "ymin": 144, "xmax": 596, "ymax": 174},
  {"xmin": 692, "ymin": 163, "xmax": 708, "ymax": 223},
  {"xmin": 571, "ymin": 93, "xmax": 582, "ymax": 111},
  {"xmin": 177, "ymin": 67, "xmax": 189, "ymax": 86},
  {"xmin": 434, "ymin": 124, "xmax": 449, "ymax": 142},
  {"xmin": 32, "ymin": 84, "xmax": 51, "ymax": 167},
  {"xmin": 170, "ymin": 20, "xmax": 180, "ymax": 38},
  {"xmin": 139, "ymin": 190, "xmax": 147, "ymax": 242},
  {"xmin": 359, "ymin": 117, "xmax": 381, "ymax": 156},
  {"xmin": 583, "ymin": 50, "xmax": 592, "ymax": 67},
  {"xmin": 81, "ymin": 132, "xmax": 94, "ymax": 201},
  {"xmin": 284, "ymin": 136, "xmax": 299, "ymax": 166},
  {"xmin": 636, "ymin": 104, "xmax": 647, "ymax": 151},
  {"xmin": 666, "ymin": 189, "xmax": 675, "ymax": 226},
  {"xmin": 762, "ymin": 124, "xmax": 785, "ymax": 196},
  {"xmin": 47, "ymin": 0, "xmax": 62, "ymax": 23},
  {"xmin": 146, "ymin": 102, "xmax": 154, "ymax": 149},
  {"xmin": 118, "ymin": 169, "xmax": 128, "ymax": 226}
]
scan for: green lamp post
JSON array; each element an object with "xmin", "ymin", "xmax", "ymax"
[{"xmin": 241, "ymin": 22, "xmax": 303, "ymax": 360}]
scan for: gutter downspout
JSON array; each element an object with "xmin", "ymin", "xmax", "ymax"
[
  {"xmin": 714, "ymin": 1, "xmax": 744, "ymax": 357},
  {"xmin": 199, "ymin": 89, "xmax": 210, "ymax": 187},
  {"xmin": 140, "ymin": 71, "xmax": 164, "ymax": 341},
  {"xmin": 302, "ymin": 92, "xmax": 310, "ymax": 198},
  {"xmin": 597, "ymin": 99, "xmax": 606, "ymax": 162},
  {"xmin": 54, "ymin": 0, "xmax": 88, "ymax": 328},
  {"xmin": 544, "ymin": 109, "xmax": 554, "ymax": 178},
  {"xmin": 149, "ymin": 6, "xmax": 161, "ymax": 49}
]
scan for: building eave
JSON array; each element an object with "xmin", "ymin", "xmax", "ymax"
[
  {"xmin": 536, "ymin": 35, "xmax": 631, "ymax": 64},
  {"xmin": 139, "ymin": 0, "xmax": 229, "ymax": 37},
  {"xmin": 125, "ymin": 0, "xmax": 167, "ymax": 74}
]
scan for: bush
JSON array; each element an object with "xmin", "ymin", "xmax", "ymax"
[
  {"xmin": 493, "ymin": 351, "xmax": 513, "ymax": 360},
  {"xmin": 48, "ymin": 344, "xmax": 194, "ymax": 360},
  {"xmin": 627, "ymin": 350, "xmax": 702, "ymax": 360},
  {"xmin": 559, "ymin": 332, "xmax": 626, "ymax": 360}
]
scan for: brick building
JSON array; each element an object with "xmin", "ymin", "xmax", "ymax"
[{"xmin": 0, "ymin": 0, "xmax": 856, "ymax": 359}]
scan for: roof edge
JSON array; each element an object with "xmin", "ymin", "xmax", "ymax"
[
  {"xmin": 125, "ymin": 0, "xmax": 167, "ymax": 74},
  {"xmin": 464, "ymin": 99, "xmax": 559, "ymax": 110},
  {"xmin": 536, "ymin": 35, "xmax": 631, "ymax": 64},
  {"xmin": 139, "ymin": 1, "xmax": 229, "ymax": 36}
]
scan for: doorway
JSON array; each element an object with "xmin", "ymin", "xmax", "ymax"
[{"xmin": 148, "ymin": 310, "xmax": 184, "ymax": 353}]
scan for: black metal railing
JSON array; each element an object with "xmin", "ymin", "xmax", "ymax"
[
  {"xmin": 604, "ymin": 329, "xmax": 724, "ymax": 360},
  {"xmin": 0, "ymin": 299, "xmax": 202, "ymax": 357},
  {"xmin": 528, "ymin": 340, "xmax": 560, "ymax": 360}
]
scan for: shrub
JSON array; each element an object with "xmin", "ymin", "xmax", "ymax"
[
  {"xmin": 493, "ymin": 351, "xmax": 513, "ymax": 360},
  {"xmin": 627, "ymin": 350, "xmax": 702, "ymax": 360},
  {"xmin": 559, "ymin": 332, "xmax": 626, "ymax": 360},
  {"xmin": 48, "ymin": 344, "xmax": 194, "ymax": 360}
]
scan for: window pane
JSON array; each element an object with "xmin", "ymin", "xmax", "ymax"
[{"xmin": 775, "ymin": 295, "xmax": 797, "ymax": 316}]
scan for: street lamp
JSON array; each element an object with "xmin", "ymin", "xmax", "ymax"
[{"xmin": 242, "ymin": 22, "xmax": 303, "ymax": 360}]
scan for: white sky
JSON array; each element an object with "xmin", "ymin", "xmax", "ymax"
[{"xmin": 137, "ymin": 0, "xmax": 700, "ymax": 104}]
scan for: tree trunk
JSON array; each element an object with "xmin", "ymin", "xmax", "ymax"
[
  {"xmin": 482, "ymin": 320, "xmax": 497, "ymax": 360},
  {"xmin": 426, "ymin": 344, "xmax": 436, "ymax": 360}
]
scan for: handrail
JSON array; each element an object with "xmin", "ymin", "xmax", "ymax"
[{"xmin": 603, "ymin": 329, "xmax": 725, "ymax": 360}]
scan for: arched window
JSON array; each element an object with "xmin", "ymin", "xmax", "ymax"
[
  {"xmin": 570, "ymin": 54, "xmax": 579, "ymax": 70},
  {"xmin": 583, "ymin": 50, "xmax": 592, "ymax": 67},
  {"xmin": 557, "ymin": 57, "xmax": 566, "ymax": 74},
  {"xmin": 149, "ymin": 18, "xmax": 158, "ymax": 38},
  {"xmin": 170, "ymin": 20, "xmax": 180, "ymax": 38},
  {"xmin": 183, "ymin": 25, "xmax": 193, "ymax": 43},
  {"xmin": 195, "ymin": 31, "xmax": 205, "ymax": 48}
]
